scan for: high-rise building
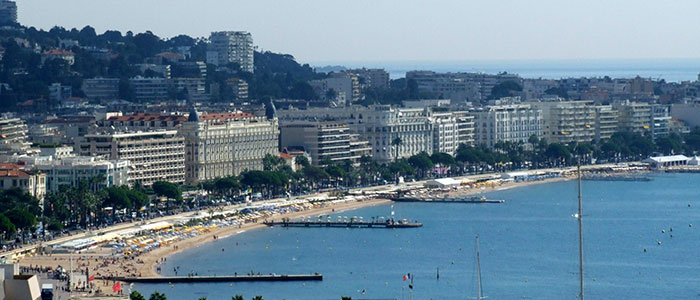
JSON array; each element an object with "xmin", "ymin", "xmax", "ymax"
[
  {"xmin": 207, "ymin": 31, "xmax": 254, "ymax": 73},
  {"xmin": 650, "ymin": 104, "xmax": 672, "ymax": 141},
  {"xmin": 180, "ymin": 110, "xmax": 279, "ymax": 184},
  {"xmin": 594, "ymin": 105, "xmax": 618, "ymax": 142},
  {"xmin": 129, "ymin": 76, "xmax": 169, "ymax": 102},
  {"xmin": 0, "ymin": 0, "xmax": 17, "ymax": 25},
  {"xmin": 614, "ymin": 101, "xmax": 652, "ymax": 134},
  {"xmin": 347, "ymin": 68, "xmax": 390, "ymax": 89},
  {"xmin": 528, "ymin": 100, "xmax": 596, "ymax": 144},
  {"xmin": 471, "ymin": 104, "xmax": 543, "ymax": 148},
  {"xmin": 79, "ymin": 130, "xmax": 185, "ymax": 186}
]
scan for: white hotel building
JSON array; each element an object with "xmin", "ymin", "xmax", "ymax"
[
  {"xmin": 79, "ymin": 130, "xmax": 185, "ymax": 186},
  {"xmin": 278, "ymin": 105, "xmax": 435, "ymax": 162},
  {"xmin": 472, "ymin": 104, "xmax": 543, "ymax": 148},
  {"xmin": 180, "ymin": 111, "xmax": 279, "ymax": 184}
]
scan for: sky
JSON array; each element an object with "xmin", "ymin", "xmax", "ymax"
[{"xmin": 17, "ymin": 0, "xmax": 700, "ymax": 64}]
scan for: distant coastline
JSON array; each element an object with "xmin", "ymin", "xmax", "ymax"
[{"xmin": 310, "ymin": 58, "xmax": 700, "ymax": 82}]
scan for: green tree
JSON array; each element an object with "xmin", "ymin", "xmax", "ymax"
[
  {"xmin": 149, "ymin": 291, "xmax": 167, "ymax": 300},
  {"xmin": 130, "ymin": 291, "xmax": 146, "ymax": 300},
  {"xmin": 152, "ymin": 181, "xmax": 182, "ymax": 203},
  {"xmin": 295, "ymin": 156, "xmax": 310, "ymax": 168},
  {"xmin": 408, "ymin": 152, "xmax": 434, "ymax": 178},
  {"xmin": 0, "ymin": 213, "xmax": 16, "ymax": 238}
]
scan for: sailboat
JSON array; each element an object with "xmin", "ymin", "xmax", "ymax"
[
  {"xmin": 474, "ymin": 234, "xmax": 486, "ymax": 300},
  {"xmin": 575, "ymin": 165, "xmax": 584, "ymax": 300}
]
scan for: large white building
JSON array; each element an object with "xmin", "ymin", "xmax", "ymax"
[
  {"xmin": 180, "ymin": 111, "xmax": 279, "ymax": 184},
  {"xmin": 528, "ymin": 100, "xmax": 596, "ymax": 144},
  {"xmin": 309, "ymin": 73, "xmax": 361, "ymax": 104},
  {"xmin": 207, "ymin": 31, "xmax": 254, "ymax": 73},
  {"xmin": 279, "ymin": 120, "xmax": 371, "ymax": 166},
  {"xmin": 278, "ymin": 105, "xmax": 434, "ymax": 162},
  {"xmin": 471, "ymin": 104, "xmax": 543, "ymax": 148},
  {"xmin": 78, "ymin": 130, "xmax": 185, "ymax": 186},
  {"xmin": 21, "ymin": 156, "xmax": 129, "ymax": 192}
]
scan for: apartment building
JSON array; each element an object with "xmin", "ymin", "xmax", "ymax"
[
  {"xmin": 79, "ymin": 130, "xmax": 185, "ymax": 186},
  {"xmin": 594, "ymin": 105, "xmax": 618, "ymax": 142},
  {"xmin": 347, "ymin": 68, "xmax": 390, "ymax": 89},
  {"xmin": 453, "ymin": 110, "xmax": 476, "ymax": 147},
  {"xmin": 529, "ymin": 100, "xmax": 596, "ymax": 144},
  {"xmin": 206, "ymin": 31, "xmax": 254, "ymax": 73},
  {"xmin": 650, "ymin": 104, "xmax": 672, "ymax": 141},
  {"xmin": 180, "ymin": 110, "xmax": 279, "ymax": 184},
  {"xmin": 279, "ymin": 120, "xmax": 371, "ymax": 166},
  {"xmin": 0, "ymin": 0, "xmax": 17, "ymax": 24},
  {"xmin": 309, "ymin": 72, "xmax": 361, "ymax": 104},
  {"xmin": 471, "ymin": 104, "xmax": 543, "ymax": 148},
  {"xmin": 0, "ymin": 117, "xmax": 33, "ymax": 156},
  {"xmin": 22, "ymin": 156, "xmax": 129, "ymax": 192},
  {"xmin": 129, "ymin": 76, "xmax": 169, "ymax": 102},
  {"xmin": 614, "ymin": 101, "xmax": 652, "ymax": 134},
  {"xmin": 82, "ymin": 78, "xmax": 120, "ymax": 101},
  {"xmin": 278, "ymin": 105, "xmax": 433, "ymax": 162}
]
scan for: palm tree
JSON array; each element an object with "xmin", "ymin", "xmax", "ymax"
[{"xmin": 391, "ymin": 137, "xmax": 403, "ymax": 162}]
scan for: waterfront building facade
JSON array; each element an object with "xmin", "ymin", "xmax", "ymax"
[
  {"xmin": 278, "ymin": 105, "xmax": 433, "ymax": 162},
  {"xmin": 472, "ymin": 104, "xmax": 543, "ymax": 148},
  {"xmin": 650, "ymin": 104, "xmax": 672, "ymax": 141},
  {"xmin": 452, "ymin": 110, "xmax": 476, "ymax": 147},
  {"xmin": 23, "ymin": 156, "xmax": 128, "ymax": 192},
  {"xmin": 206, "ymin": 31, "xmax": 254, "ymax": 73},
  {"xmin": 529, "ymin": 100, "xmax": 596, "ymax": 144},
  {"xmin": 279, "ymin": 120, "xmax": 371, "ymax": 166},
  {"xmin": 180, "ymin": 111, "xmax": 279, "ymax": 184},
  {"xmin": 78, "ymin": 130, "xmax": 185, "ymax": 186},
  {"xmin": 594, "ymin": 105, "xmax": 618, "ymax": 142},
  {"xmin": 614, "ymin": 101, "xmax": 652, "ymax": 134}
]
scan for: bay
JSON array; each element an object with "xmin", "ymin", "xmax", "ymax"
[{"xmin": 135, "ymin": 173, "xmax": 700, "ymax": 299}]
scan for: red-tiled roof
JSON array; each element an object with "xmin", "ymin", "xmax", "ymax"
[
  {"xmin": 0, "ymin": 170, "xmax": 29, "ymax": 177},
  {"xmin": 108, "ymin": 113, "xmax": 186, "ymax": 122},
  {"xmin": 199, "ymin": 112, "xmax": 254, "ymax": 121},
  {"xmin": 279, "ymin": 152, "xmax": 294, "ymax": 159},
  {"xmin": 0, "ymin": 163, "xmax": 22, "ymax": 170}
]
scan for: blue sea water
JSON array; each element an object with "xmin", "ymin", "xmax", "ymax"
[
  {"xmin": 135, "ymin": 173, "xmax": 700, "ymax": 299},
  {"xmin": 316, "ymin": 59, "xmax": 700, "ymax": 82}
]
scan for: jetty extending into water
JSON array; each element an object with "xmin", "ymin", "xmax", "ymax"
[
  {"xmin": 106, "ymin": 274, "xmax": 323, "ymax": 283},
  {"xmin": 390, "ymin": 196, "xmax": 504, "ymax": 204},
  {"xmin": 263, "ymin": 219, "xmax": 422, "ymax": 228},
  {"xmin": 582, "ymin": 175, "xmax": 652, "ymax": 181}
]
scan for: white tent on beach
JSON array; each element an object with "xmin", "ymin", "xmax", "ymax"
[{"xmin": 424, "ymin": 178, "xmax": 461, "ymax": 188}]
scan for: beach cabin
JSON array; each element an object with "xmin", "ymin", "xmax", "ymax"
[
  {"xmin": 643, "ymin": 155, "xmax": 689, "ymax": 169},
  {"xmin": 424, "ymin": 178, "xmax": 460, "ymax": 188}
]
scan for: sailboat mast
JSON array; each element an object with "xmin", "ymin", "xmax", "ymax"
[
  {"xmin": 577, "ymin": 164, "xmax": 584, "ymax": 300},
  {"xmin": 476, "ymin": 234, "xmax": 483, "ymax": 300}
]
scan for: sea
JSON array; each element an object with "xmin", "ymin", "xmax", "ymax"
[
  {"xmin": 312, "ymin": 59, "xmax": 700, "ymax": 82},
  {"xmin": 134, "ymin": 173, "xmax": 700, "ymax": 299}
]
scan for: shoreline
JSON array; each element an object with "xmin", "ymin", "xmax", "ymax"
[{"xmin": 18, "ymin": 173, "xmax": 575, "ymax": 296}]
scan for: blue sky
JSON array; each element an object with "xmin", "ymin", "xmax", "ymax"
[{"xmin": 18, "ymin": 0, "xmax": 700, "ymax": 64}]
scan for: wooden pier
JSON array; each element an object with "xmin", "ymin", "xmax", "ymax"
[
  {"xmin": 263, "ymin": 219, "xmax": 422, "ymax": 228},
  {"xmin": 106, "ymin": 274, "xmax": 323, "ymax": 283}
]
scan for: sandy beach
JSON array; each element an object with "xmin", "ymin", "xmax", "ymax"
[{"xmin": 18, "ymin": 173, "xmax": 579, "ymax": 296}]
